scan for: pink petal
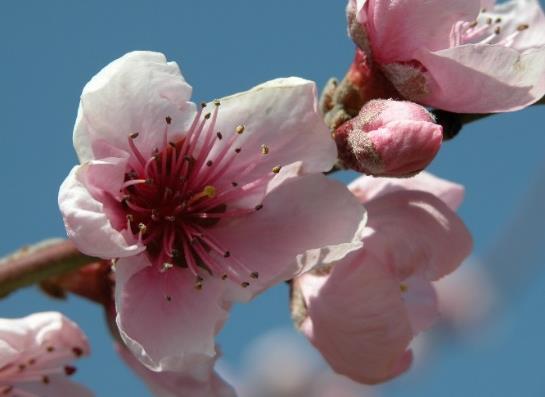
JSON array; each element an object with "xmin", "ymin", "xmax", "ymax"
[
  {"xmin": 297, "ymin": 251, "xmax": 413, "ymax": 384},
  {"xmin": 210, "ymin": 174, "xmax": 367, "ymax": 298},
  {"xmin": 364, "ymin": 190, "xmax": 472, "ymax": 281},
  {"xmin": 14, "ymin": 377, "xmax": 94, "ymax": 397},
  {"xmin": 401, "ymin": 275, "xmax": 439, "ymax": 334},
  {"xmin": 116, "ymin": 343, "xmax": 235, "ymax": 397},
  {"xmin": 362, "ymin": 0, "xmax": 480, "ymax": 63},
  {"xmin": 58, "ymin": 165, "xmax": 144, "ymax": 259},
  {"xmin": 416, "ymin": 44, "xmax": 545, "ymax": 112},
  {"xmin": 0, "ymin": 312, "xmax": 92, "ymax": 397},
  {"xmin": 205, "ymin": 77, "xmax": 337, "ymax": 191},
  {"xmin": 349, "ymin": 171, "xmax": 465, "ymax": 210},
  {"xmin": 115, "ymin": 255, "xmax": 232, "ymax": 372},
  {"xmin": 74, "ymin": 51, "xmax": 196, "ymax": 162}
]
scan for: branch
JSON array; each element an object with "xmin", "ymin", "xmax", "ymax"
[{"xmin": 0, "ymin": 239, "xmax": 98, "ymax": 298}]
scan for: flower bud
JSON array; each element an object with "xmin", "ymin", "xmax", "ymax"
[{"xmin": 334, "ymin": 99, "xmax": 442, "ymax": 177}]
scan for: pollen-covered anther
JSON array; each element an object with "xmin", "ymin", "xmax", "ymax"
[
  {"xmin": 517, "ymin": 23, "xmax": 529, "ymax": 31},
  {"xmin": 46, "ymin": 346, "xmax": 55, "ymax": 353},
  {"xmin": 272, "ymin": 166, "xmax": 282, "ymax": 174},
  {"xmin": 260, "ymin": 144, "xmax": 269, "ymax": 155},
  {"xmin": 241, "ymin": 282, "xmax": 250, "ymax": 288},
  {"xmin": 213, "ymin": 99, "xmax": 221, "ymax": 106},
  {"xmin": 399, "ymin": 283, "xmax": 408, "ymax": 293},
  {"xmin": 235, "ymin": 124, "xmax": 245, "ymax": 134},
  {"xmin": 138, "ymin": 223, "xmax": 147, "ymax": 233},
  {"xmin": 160, "ymin": 262, "xmax": 174, "ymax": 273},
  {"xmin": 494, "ymin": 26, "xmax": 501, "ymax": 34},
  {"xmin": 195, "ymin": 277, "xmax": 204, "ymax": 290},
  {"xmin": 250, "ymin": 272, "xmax": 259, "ymax": 279},
  {"xmin": 204, "ymin": 112, "xmax": 212, "ymax": 120}
]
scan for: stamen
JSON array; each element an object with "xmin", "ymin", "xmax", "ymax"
[
  {"xmin": 260, "ymin": 144, "xmax": 269, "ymax": 155},
  {"xmin": 235, "ymin": 125, "xmax": 245, "ymax": 134}
]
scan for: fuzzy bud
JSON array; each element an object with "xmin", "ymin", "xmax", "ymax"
[{"xmin": 334, "ymin": 99, "xmax": 442, "ymax": 177}]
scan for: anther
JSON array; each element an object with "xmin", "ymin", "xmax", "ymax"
[
  {"xmin": 468, "ymin": 20, "xmax": 478, "ymax": 28},
  {"xmin": 169, "ymin": 141, "xmax": 177, "ymax": 149},
  {"xmin": 28, "ymin": 359, "xmax": 36, "ymax": 365},
  {"xmin": 203, "ymin": 185, "xmax": 217, "ymax": 198},
  {"xmin": 72, "ymin": 347, "xmax": 84, "ymax": 357},
  {"xmin": 206, "ymin": 160, "xmax": 213, "ymax": 167},
  {"xmin": 165, "ymin": 116, "xmax": 172, "ymax": 124},
  {"xmin": 224, "ymin": 251, "xmax": 231, "ymax": 258},
  {"xmin": 18, "ymin": 364, "xmax": 26, "ymax": 371},
  {"xmin": 165, "ymin": 215, "xmax": 176, "ymax": 222},
  {"xmin": 235, "ymin": 148, "xmax": 241, "ymax": 154},
  {"xmin": 494, "ymin": 26, "xmax": 501, "ymax": 34},
  {"xmin": 129, "ymin": 132, "xmax": 139, "ymax": 139},
  {"xmin": 138, "ymin": 223, "xmax": 147, "ymax": 233},
  {"xmin": 486, "ymin": 17, "xmax": 493, "ymax": 24},
  {"xmin": 126, "ymin": 214, "xmax": 134, "ymax": 222},
  {"xmin": 204, "ymin": 112, "xmax": 212, "ymax": 120},
  {"xmin": 64, "ymin": 366, "xmax": 77, "ymax": 376},
  {"xmin": 272, "ymin": 166, "xmax": 281, "ymax": 174},
  {"xmin": 46, "ymin": 346, "xmax": 55, "ymax": 353},
  {"xmin": 254, "ymin": 204, "xmax": 263, "ymax": 211},
  {"xmin": 236, "ymin": 125, "xmax": 245, "ymax": 134},
  {"xmin": 241, "ymin": 282, "xmax": 250, "ymax": 288},
  {"xmin": 166, "ymin": 295, "xmax": 172, "ymax": 302},
  {"xmin": 201, "ymin": 102, "xmax": 207, "ymax": 108},
  {"xmin": 250, "ymin": 272, "xmax": 259, "ymax": 279},
  {"xmin": 232, "ymin": 182, "xmax": 238, "ymax": 187},
  {"xmin": 400, "ymin": 283, "xmax": 408, "ymax": 293},
  {"xmin": 214, "ymin": 99, "xmax": 221, "ymax": 106},
  {"xmin": 217, "ymin": 132, "xmax": 223, "ymax": 140},
  {"xmin": 222, "ymin": 274, "xmax": 228, "ymax": 280},
  {"xmin": 495, "ymin": 17, "xmax": 502, "ymax": 23},
  {"xmin": 145, "ymin": 178, "xmax": 154, "ymax": 185},
  {"xmin": 161, "ymin": 262, "xmax": 174, "ymax": 272},
  {"xmin": 42, "ymin": 376, "xmax": 50, "ymax": 384},
  {"xmin": 195, "ymin": 278, "xmax": 204, "ymax": 290},
  {"xmin": 171, "ymin": 249, "xmax": 181, "ymax": 258},
  {"xmin": 151, "ymin": 209, "xmax": 160, "ymax": 221},
  {"xmin": 517, "ymin": 23, "xmax": 529, "ymax": 31},
  {"xmin": 260, "ymin": 144, "xmax": 269, "ymax": 155}
]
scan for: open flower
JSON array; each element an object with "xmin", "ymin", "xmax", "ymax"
[
  {"xmin": 292, "ymin": 172, "xmax": 472, "ymax": 384},
  {"xmin": 347, "ymin": 0, "xmax": 545, "ymax": 113},
  {"xmin": 0, "ymin": 312, "xmax": 92, "ymax": 397},
  {"xmin": 59, "ymin": 51, "xmax": 367, "ymax": 372}
]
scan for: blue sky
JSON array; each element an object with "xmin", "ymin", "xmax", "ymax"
[{"xmin": 1, "ymin": 1, "xmax": 544, "ymax": 396}]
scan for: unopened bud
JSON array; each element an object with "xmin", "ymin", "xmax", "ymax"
[{"xmin": 334, "ymin": 99, "xmax": 442, "ymax": 177}]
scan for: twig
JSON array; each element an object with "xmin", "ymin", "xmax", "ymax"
[{"xmin": 0, "ymin": 239, "xmax": 98, "ymax": 297}]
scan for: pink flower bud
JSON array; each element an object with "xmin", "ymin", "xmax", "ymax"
[{"xmin": 334, "ymin": 99, "xmax": 442, "ymax": 177}]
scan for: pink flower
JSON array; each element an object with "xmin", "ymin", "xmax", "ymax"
[
  {"xmin": 292, "ymin": 172, "xmax": 472, "ymax": 384},
  {"xmin": 58, "ymin": 52, "xmax": 367, "ymax": 371},
  {"xmin": 0, "ymin": 312, "xmax": 92, "ymax": 397},
  {"xmin": 116, "ymin": 343, "xmax": 235, "ymax": 397},
  {"xmin": 347, "ymin": 0, "xmax": 545, "ymax": 113},
  {"xmin": 334, "ymin": 99, "xmax": 443, "ymax": 176}
]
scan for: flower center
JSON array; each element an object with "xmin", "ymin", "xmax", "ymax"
[{"xmin": 118, "ymin": 101, "xmax": 279, "ymax": 289}]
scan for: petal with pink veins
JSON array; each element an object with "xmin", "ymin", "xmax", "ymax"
[
  {"xmin": 417, "ymin": 44, "xmax": 545, "ymax": 112},
  {"xmin": 296, "ymin": 252, "xmax": 413, "ymax": 384},
  {"xmin": 349, "ymin": 171, "xmax": 465, "ymax": 210},
  {"xmin": 58, "ymin": 165, "xmax": 144, "ymax": 259},
  {"xmin": 211, "ymin": 174, "xmax": 367, "ymax": 298},
  {"xmin": 74, "ymin": 51, "xmax": 196, "ymax": 162},
  {"xmin": 115, "ymin": 255, "xmax": 233, "ymax": 372},
  {"xmin": 364, "ymin": 190, "xmax": 473, "ymax": 281}
]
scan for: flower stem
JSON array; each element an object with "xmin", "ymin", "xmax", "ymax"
[{"xmin": 0, "ymin": 239, "xmax": 98, "ymax": 298}]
